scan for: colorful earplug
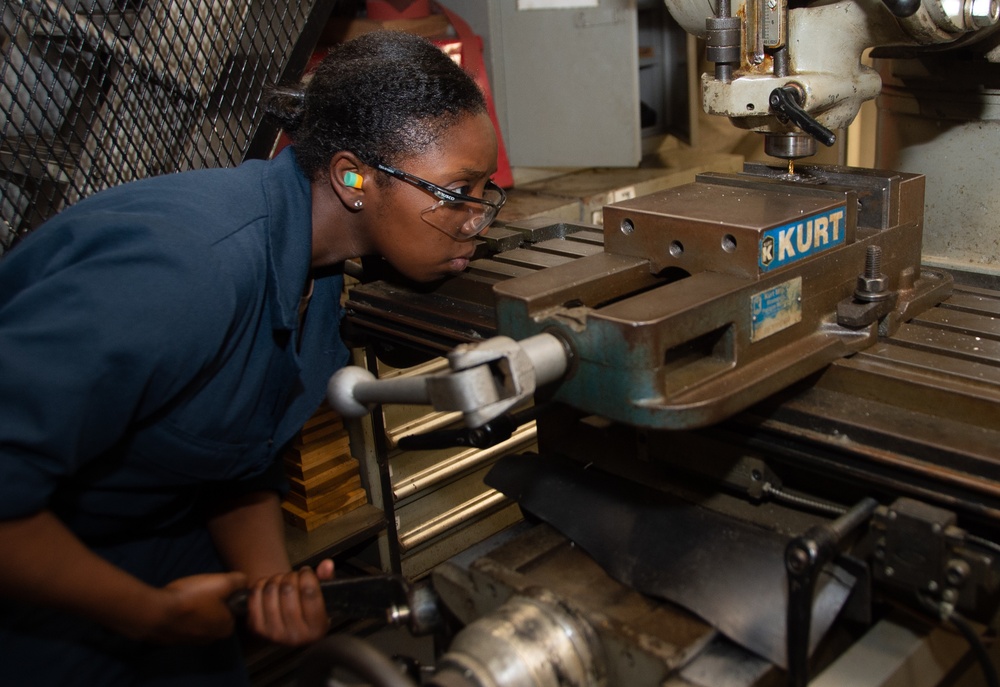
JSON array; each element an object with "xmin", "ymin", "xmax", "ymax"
[{"xmin": 343, "ymin": 171, "xmax": 364, "ymax": 189}]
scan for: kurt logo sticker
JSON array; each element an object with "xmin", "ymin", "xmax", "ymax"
[{"xmin": 759, "ymin": 207, "xmax": 846, "ymax": 272}]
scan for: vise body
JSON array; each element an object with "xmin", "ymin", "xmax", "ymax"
[{"xmin": 492, "ymin": 164, "xmax": 951, "ymax": 429}]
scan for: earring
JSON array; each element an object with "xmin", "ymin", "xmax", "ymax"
[{"xmin": 353, "ymin": 199, "xmax": 364, "ymax": 209}]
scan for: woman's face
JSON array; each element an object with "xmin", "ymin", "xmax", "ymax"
[{"xmin": 367, "ymin": 112, "xmax": 499, "ymax": 282}]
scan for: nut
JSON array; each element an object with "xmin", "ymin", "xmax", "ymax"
[
  {"xmin": 968, "ymin": 0, "xmax": 999, "ymax": 28},
  {"xmin": 855, "ymin": 275, "xmax": 891, "ymax": 301}
]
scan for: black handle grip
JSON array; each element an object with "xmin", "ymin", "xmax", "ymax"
[
  {"xmin": 226, "ymin": 589, "xmax": 251, "ymax": 620},
  {"xmin": 769, "ymin": 86, "xmax": 837, "ymax": 147},
  {"xmin": 397, "ymin": 416, "xmax": 517, "ymax": 450},
  {"xmin": 226, "ymin": 576, "xmax": 411, "ymax": 622},
  {"xmin": 398, "ymin": 404, "xmax": 549, "ymax": 451}
]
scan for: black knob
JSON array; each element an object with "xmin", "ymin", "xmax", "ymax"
[{"xmin": 881, "ymin": 0, "xmax": 921, "ymax": 17}]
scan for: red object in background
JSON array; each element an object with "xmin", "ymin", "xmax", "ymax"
[
  {"xmin": 367, "ymin": 0, "xmax": 432, "ymax": 20},
  {"xmin": 274, "ymin": 1, "xmax": 514, "ymax": 189},
  {"xmin": 425, "ymin": 2, "xmax": 513, "ymax": 188}
]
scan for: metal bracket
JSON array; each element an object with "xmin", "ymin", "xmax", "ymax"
[
  {"xmin": 871, "ymin": 498, "xmax": 1000, "ymax": 622},
  {"xmin": 837, "ymin": 292, "xmax": 899, "ymax": 328}
]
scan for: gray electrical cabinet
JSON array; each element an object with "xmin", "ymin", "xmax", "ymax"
[
  {"xmin": 440, "ymin": 0, "xmax": 692, "ymax": 169},
  {"xmin": 441, "ymin": 0, "xmax": 642, "ymax": 168}
]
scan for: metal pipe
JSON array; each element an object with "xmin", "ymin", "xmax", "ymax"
[
  {"xmin": 774, "ymin": 46, "xmax": 790, "ymax": 77},
  {"xmin": 398, "ymin": 489, "xmax": 508, "ymax": 552},
  {"xmin": 386, "ymin": 410, "xmax": 463, "ymax": 449},
  {"xmin": 393, "ymin": 423, "xmax": 536, "ymax": 500},
  {"xmin": 518, "ymin": 332, "xmax": 571, "ymax": 386}
]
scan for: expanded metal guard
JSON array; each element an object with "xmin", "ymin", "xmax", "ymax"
[{"xmin": 0, "ymin": 0, "xmax": 335, "ymax": 255}]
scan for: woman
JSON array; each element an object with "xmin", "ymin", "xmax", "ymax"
[{"xmin": 0, "ymin": 30, "xmax": 502, "ymax": 686}]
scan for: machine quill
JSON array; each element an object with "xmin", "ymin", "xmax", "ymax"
[{"xmin": 318, "ymin": 0, "xmax": 1000, "ymax": 685}]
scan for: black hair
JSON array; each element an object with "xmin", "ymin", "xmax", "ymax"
[{"xmin": 263, "ymin": 30, "xmax": 488, "ymax": 181}]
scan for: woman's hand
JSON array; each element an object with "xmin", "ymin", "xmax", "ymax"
[
  {"xmin": 122, "ymin": 571, "xmax": 248, "ymax": 644},
  {"xmin": 207, "ymin": 491, "xmax": 336, "ymax": 646},
  {"xmin": 0, "ymin": 511, "xmax": 250, "ymax": 646},
  {"xmin": 244, "ymin": 559, "xmax": 335, "ymax": 646}
]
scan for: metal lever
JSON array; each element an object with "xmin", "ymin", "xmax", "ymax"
[
  {"xmin": 397, "ymin": 405, "xmax": 544, "ymax": 451},
  {"xmin": 227, "ymin": 575, "xmax": 442, "ymax": 635},
  {"xmin": 769, "ymin": 85, "xmax": 837, "ymax": 147},
  {"xmin": 328, "ymin": 333, "xmax": 570, "ymax": 428},
  {"xmin": 784, "ymin": 497, "xmax": 878, "ymax": 687}
]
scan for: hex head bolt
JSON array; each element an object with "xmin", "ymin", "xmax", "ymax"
[{"xmin": 855, "ymin": 245, "xmax": 892, "ymax": 302}]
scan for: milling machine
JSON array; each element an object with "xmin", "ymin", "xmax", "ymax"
[{"xmin": 310, "ymin": 0, "xmax": 1000, "ymax": 685}]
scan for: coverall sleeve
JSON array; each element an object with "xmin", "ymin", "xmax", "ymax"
[{"xmin": 0, "ymin": 219, "xmax": 240, "ymax": 519}]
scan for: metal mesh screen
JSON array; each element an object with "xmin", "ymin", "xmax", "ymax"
[{"xmin": 0, "ymin": 0, "xmax": 334, "ymax": 255}]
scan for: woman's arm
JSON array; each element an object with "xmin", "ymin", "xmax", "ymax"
[
  {"xmin": 206, "ymin": 490, "xmax": 334, "ymax": 645},
  {"xmin": 206, "ymin": 490, "xmax": 293, "ymax": 580},
  {"xmin": 0, "ymin": 510, "xmax": 246, "ymax": 643}
]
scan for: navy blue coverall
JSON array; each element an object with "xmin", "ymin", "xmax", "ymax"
[{"xmin": 0, "ymin": 147, "xmax": 349, "ymax": 686}]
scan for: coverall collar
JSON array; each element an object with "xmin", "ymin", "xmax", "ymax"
[{"xmin": 262, "ymin": 147, "xmax": 313, "ymax": 333}]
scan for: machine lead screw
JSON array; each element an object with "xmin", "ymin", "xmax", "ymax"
[{"xmin": 865, "ymin": 245, "xmax": 882, "ymax": 279}]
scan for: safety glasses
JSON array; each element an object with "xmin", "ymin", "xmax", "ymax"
[{"xmin": 374, "ymin": 162, "xmax": 506, "ymax": 241}]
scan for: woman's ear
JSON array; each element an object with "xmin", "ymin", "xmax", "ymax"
[{"xmin": 328, "ymin": 152, "xmax": 366, "ymax": 209}]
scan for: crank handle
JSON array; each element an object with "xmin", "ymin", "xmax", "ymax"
[
  {"xmin": 227, "ymin": 575, "xmax": 442, "ymax": 635},
  {"xmin": 327, "ymin": 333, "xmax": 570, "ymax": 428},
  {"xmin": 769, "ymin": 84, "xmax": 837, "ymax": 147}
]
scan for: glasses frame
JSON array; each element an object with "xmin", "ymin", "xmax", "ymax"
[{"xmin": 373, "ymin": 161, "xmax": 506, "ymax": 238}]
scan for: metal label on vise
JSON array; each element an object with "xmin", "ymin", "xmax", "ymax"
[
  {"xmin": 758, "ymin": 206, "xmax": 847, "ymax": 272},
  {"xmin": 751, "ymin": 276, "xmax": 802, "ymax": 342}
]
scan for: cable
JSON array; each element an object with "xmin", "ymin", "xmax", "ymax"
[
  {"xmin": 951, "ymin": 611, "xmax": 999, "ymax": 687},
  {"xmin": 918, "ymin": 593, "xmax": 1000, "ymax": 687},
  {"xmin": 967, "ymin": 533, "xmax": 1000, "ymax": 558}
]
